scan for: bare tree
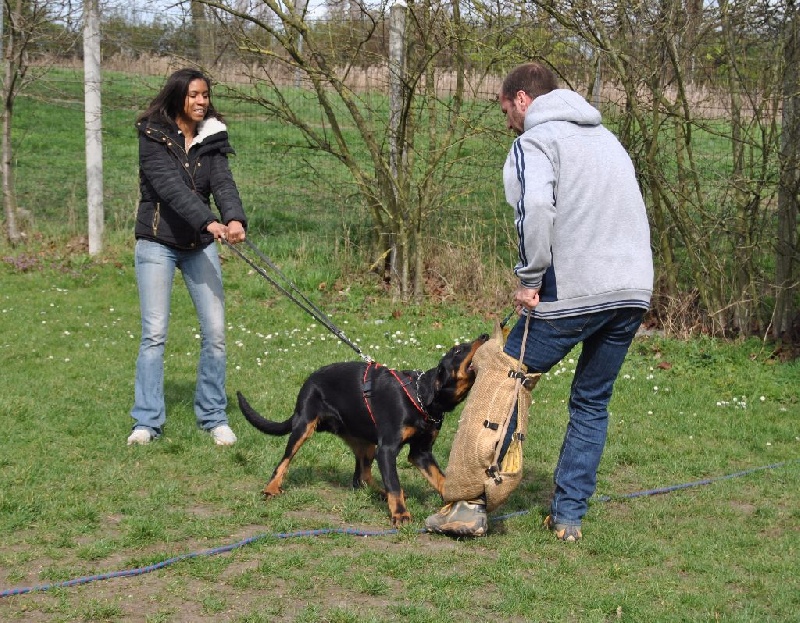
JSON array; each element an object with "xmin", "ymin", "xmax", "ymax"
[
  {"xmin": 774, "ymin": 0, "xmax": 799, "ymax": 340},
  {"xmin": 124, "ymin": 0, "xmax": 792, "ymax": 331},
  {"xmin": 196, "ymin": 0, "xmax": 523, "ymax": 298},
  {"xmin": 191, "ymin": 0, "xmax": 215, "ymax": 65},
  {"xmin": 536, "ymin": 0, "xmax": 790, "ymax": 337},
  {"xmin": 2, "ymin": 0, "xmax": 80, "ymax": 244}
]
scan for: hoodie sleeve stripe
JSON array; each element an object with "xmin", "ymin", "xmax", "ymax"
[{"xmin": 512, "ymin": 138, "xmax": 528, "ymax": 268}]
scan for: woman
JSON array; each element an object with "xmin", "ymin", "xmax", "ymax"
[{"xmin": 128, "ymin": 68, "xmax": 248, "ymax": 446}]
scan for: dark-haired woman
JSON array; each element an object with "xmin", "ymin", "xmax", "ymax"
[{"xmin": 128, "ymin": 68, "xmax": 248, "ymax": 446}]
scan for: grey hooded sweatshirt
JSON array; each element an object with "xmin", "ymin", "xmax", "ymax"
[{"xmin": 503, "ymin": 89, "xmax": 653, "ymax": 319}]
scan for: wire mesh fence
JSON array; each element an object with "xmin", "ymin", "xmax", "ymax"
[{"xmin": 9, "ymin": 0, "xmax": 797, "ymax": 335}]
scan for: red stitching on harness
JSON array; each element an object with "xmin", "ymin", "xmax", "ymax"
[
  {"xmin": 362, "ymin": 362, "xmax": 379, "ymax": 427},
  {"xmin": 362, "ymin": 364, "xmax": 428, "ymax": 427},
  {"xmin": 387, "ymin": 369, "xmax": 427, "ymax": 418}
]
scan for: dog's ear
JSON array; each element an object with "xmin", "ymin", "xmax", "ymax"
[
  {"xmin": 430, "ymin": 362, "xmax": 450, "ymax": 394},
  {"xmin": 415, "ymin": 367, "xmax": 441, "ymax": 406},
  {"xmin": 434, "ymin": 362, "xmax": 448, "ymax": 391}
]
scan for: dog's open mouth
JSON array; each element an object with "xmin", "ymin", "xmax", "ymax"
[
  {"xmin": 466, "ymin": 334, "xmax": 489, "ymax": 372},
  {"xmin": 455, "ymin": 333, "xmax": 488, "ymax": 382}
]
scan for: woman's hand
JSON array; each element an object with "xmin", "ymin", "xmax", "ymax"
[
  {"xmin": 206, "ymin": 220, "xmax": 245, "ymax": 244},
  {"xmin": 206, "ymin": 221, "xmax": 228, "ymax": 241},
  {"xmin": 226, "ymin": 220, "xmax": 246, "ymax": 244}
]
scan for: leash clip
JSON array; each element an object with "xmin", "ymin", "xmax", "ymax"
[
  {"xmin": 508, "ymin": 369, "xmax": 536, "ymax": 390},
  {"xmin": 485, "ymin": 465, "xmax": 503, "ymax": 484}
]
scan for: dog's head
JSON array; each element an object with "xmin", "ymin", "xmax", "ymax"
[{"xmin": 428, "ymin": 332, "xmax": 490, "ymax": 408}]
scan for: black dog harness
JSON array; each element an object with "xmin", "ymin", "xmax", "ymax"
[{"xmin": 362, "ymin": 362, "xmax": 431, "ymax": 427}]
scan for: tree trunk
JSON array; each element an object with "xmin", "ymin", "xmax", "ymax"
[
  {"xmin": 1, "ymin": 0, "xmax": 20, "ymax": 245},
  {"xmin": 191, "ymin": 0, "xmax": 214, "ymax": 66},
  {"xmin": 1, "ymin": 96, "xmax": 19, "ymax": 244},
  {"xmin": 774, "ymin": 1, "xmax": 800, "ymax": 339}
]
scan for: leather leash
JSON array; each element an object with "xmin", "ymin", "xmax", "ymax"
[{"xmin": 222, "ymin": 238, "xmax": 373, "ymax": 362}]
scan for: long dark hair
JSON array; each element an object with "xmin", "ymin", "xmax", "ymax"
[{"xmin": 137, "ymin": 68, "xmax": 223, "ymax": 125}]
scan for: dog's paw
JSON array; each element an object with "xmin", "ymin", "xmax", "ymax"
[{"xmin": 391, "ymin": 511, "xmax": 412, "ymax": 526}]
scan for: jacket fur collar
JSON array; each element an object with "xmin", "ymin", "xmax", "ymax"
[{"xmin": 189, "ymin": 117, "xmax": 227, "ymax": 150}]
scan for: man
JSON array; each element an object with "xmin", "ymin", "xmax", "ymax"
[{"xmin": 426, "ymin": 62, "xmax": 653, "ymax": 540}]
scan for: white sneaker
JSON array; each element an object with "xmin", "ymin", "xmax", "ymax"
[
  {"xmin": 211, "ymin": 424, "xmax": 237, "ymax": 446},
  {"xmin": 127, "ymin": 429, "xmax": 152, "ymax": 446}
]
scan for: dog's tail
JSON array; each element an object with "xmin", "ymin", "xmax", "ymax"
[{"xmin": 237, "ymin": 391, "xmax": 293, "ymax": 436}]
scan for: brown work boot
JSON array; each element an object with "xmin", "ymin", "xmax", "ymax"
[
  {"xmin": 544, "ymin": 515, "xmax": 582, "ymax": 542},
  {"xmin": 425, "ymin": 500, "xmax": 488, "ymax": 536}
]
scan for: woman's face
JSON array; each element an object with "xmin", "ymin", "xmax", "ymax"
[{"xmin": 179, "ymin": 78, "xmax": 210, "ymax": 125}]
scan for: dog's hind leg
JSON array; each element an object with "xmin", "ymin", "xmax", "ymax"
[
  {"xmin": 342, "ymin": 436, "xmax": 380, "ymax": 491},
  {"xmin": 263, "ymin": 418, "xmax": 318, "ymax": 497}
]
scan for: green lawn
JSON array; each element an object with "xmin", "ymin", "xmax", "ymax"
[
  {"xmin": 0, "ymin": 243, "xmax": 797, "ymax": 622},
  {"xmin": 2, "ymin": 66, "xmax": 797, "ymax": 623}
]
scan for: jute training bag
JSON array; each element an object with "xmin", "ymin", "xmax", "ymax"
[{"xmin": 442, "ymin": 319, "xmax": 541, "ymax": 512}]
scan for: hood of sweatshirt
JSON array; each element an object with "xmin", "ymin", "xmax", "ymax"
[{"xmin": 523, "ymin": 89, "xmax": 602, "ymax": 132}]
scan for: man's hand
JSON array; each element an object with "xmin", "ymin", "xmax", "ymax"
[{"xmin": 513, "ymin": 286, "xmax": 540, "ymax": 314}]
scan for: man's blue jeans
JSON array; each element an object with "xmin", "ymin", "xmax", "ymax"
[
  {"xmin": 131, "ymin": 239, "xmax": 229, "ymax": 437},
  {"xmin": 503, "ymin": 307, "xmax": 645, "ymax": 525}
]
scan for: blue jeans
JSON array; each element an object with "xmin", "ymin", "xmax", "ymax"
[
  {"xmin": 504, "ymin": 308, "xmax": 645, "ymax": 525},
  {"xmin": 131, "ymin": 239, "xmax": 229, "ymax": 437}
]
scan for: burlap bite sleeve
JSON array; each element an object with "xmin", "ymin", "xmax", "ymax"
[{"xmin": 442, "ymin": 331, "xmax": 540, "ymax": 512}]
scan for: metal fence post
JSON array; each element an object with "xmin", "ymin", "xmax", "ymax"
[
  {"xmin": 84, "ymin": 0, "xmax": 103, "ymax": 255},
  {"xmin": 388, "ymin": 0, "xmax": 406, "ymax": 181}
]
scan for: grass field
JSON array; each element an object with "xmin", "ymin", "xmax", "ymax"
[
  {"xmin": 0, "ymin": 241, "xmax": 798, "ymax": 622},
  {"xmin": 2, "ymin": 66, "xmax": 798, "ymax": 622},
  {"xmin": 16, "ymin": 69, "xmax": 508, "ymax": 235}
]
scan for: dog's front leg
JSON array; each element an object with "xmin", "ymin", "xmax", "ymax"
[
  {"xmin": 408, "ymin": 436, "xmax": 446, "ymax": 495},
  {"xmin": 408, "ymin": 451, "xmax": 446, "ymax": 496},
  {"xmin": 385, "ymin": 491, "xmax": 411, "ymax": 526},
  {"xmin": 376, "ymin": 444, "xmax": 411, "ymax": 526}
]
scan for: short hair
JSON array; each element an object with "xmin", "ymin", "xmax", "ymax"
[
  {"xmin": 500, "ymin": 62, "xmax": 559, "ymax": 101},
  {"xmin": 137, "ymin": 67, "xmax": 223, "ymax": 124}
]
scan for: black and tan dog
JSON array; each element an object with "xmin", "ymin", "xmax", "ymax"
[{"xmin": 237, "ymin": 334, "xmax": 488, "ymax": 526}]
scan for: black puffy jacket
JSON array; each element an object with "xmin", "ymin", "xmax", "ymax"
[{"xmin": 135, "ymin": 116, "xmax": 247, "ymax": 250}]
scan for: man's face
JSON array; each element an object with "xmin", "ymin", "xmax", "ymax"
[{"xmin": 499, "ymin": 90, "xmax": 533, "ymax": 136}]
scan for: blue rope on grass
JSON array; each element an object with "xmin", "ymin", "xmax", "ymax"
[
  {"xmin": 591, "ymin": 460, "xmax": 795, "ymax": 502},
  {"xmin": 1, "ymin": 459, "xmax": 795, "ymax": 598}
]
